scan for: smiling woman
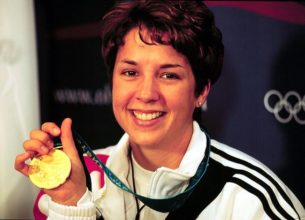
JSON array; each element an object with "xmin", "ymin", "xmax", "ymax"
[
  {"xmin": 112, "ymin": 27, "xmax": 208, "ymax": 170},
  {"xmin": 14, "ymin": 0, "xmax": 305, "ymax": 220}
]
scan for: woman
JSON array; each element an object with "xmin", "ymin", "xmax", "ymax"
[{"xmin": 15, "ymin": 0, "xmax": 304, "ymax": 219}]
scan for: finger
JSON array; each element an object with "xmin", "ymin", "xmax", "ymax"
[
  {"xmin": 41, "ymin": 121, "xmax": 61, "ymax": 137},
  {"xmin": 30, "ymin": 130, "xmax": 54, "ymax": 149},
  {"xmin": 23, "ymin": 139, "xmax": 50, "ymax": 155},
  {"xmin": 15, "ymin": 152, "xmax": 32, "ymax": 176},
  {"xmin": 60, "ymin": 118, "xmax": 79, "ymax": 158}
]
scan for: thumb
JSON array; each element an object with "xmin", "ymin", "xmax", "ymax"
[{"xmin": 60, "ymin": 118, "xmax": 79, "ymax": 158}]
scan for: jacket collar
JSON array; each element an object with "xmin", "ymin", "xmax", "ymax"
[{"xmin": 99, "ymin": 121, "xmax": 208, "ymax": 218}]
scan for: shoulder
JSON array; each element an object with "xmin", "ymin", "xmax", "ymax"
[
  {"xmin": 208, "ymin": 139, "xmax": 305, "ymax": 220},
  {"xmin": 210, "ymin": 139, "xmax": 276, "ymax": 177}
]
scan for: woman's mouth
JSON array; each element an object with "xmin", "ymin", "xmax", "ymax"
[{"xmin": 133, "ymin": 111, "xmax": 165, "ymax": 121}]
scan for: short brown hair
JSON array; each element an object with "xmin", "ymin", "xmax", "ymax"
[{"xmin": 100, "ymin": 0, "xmax": 224, "ymax": 96}]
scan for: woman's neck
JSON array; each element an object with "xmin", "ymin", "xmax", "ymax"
[{"xmin": 130, "ymin": 129, "xmax": 193, "ymax": 171}]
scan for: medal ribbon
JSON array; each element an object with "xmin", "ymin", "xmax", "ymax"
[{"xmin": 71, "ymin": 130, "xmax": 210, "ymax": 213}]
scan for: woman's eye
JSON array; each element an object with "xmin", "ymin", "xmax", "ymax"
[
  {"xmin": 123, "ymin": 70, "xmax": 137, "ymax": 77},
  {"xmin": 161, "ymin": 73, "xmax": 180, "ymax": 79}
]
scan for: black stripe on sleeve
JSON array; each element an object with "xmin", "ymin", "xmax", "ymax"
[
  {"xmin": 232, "ymin": 170, "xmax": 295, "ymax": 220},
  {"xmin": 211, "ymin": 145, "xmax": 300, "ymax": 219},
  {"xmin": 230, "ymin": 177, "xmax": 285, "ymax": 220}
]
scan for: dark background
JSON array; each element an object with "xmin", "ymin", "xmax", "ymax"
[
  {"xmin": 34, "ymin": 1, "xmax": 305, "ymax": 205},
  {"xmin": 35, "ymin": 0, "xmax": 123, "ymax": 148}
]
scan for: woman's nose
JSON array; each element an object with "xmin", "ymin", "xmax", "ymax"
[{"xmin": 136, "ymin": 77, "xmax": 160, "ymax": 103}]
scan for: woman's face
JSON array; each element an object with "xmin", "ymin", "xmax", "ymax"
[{"xmin": 112, "ymin": 28, "xmax": 208, "ymax": 149}]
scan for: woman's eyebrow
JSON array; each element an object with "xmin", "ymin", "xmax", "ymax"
[
  {"xmin": 159, "ymin": 63, "xmax": 183, "ymax": 69},
  {"xmin": 120, "ymin": 59, "xmax": 137, "ymax": 65},
  {"xmin": 120, "ymin": 59, "xmax": 184, "ymax": 69}
]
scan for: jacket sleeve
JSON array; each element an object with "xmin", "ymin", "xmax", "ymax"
[
  {"xmin": 33, "ymin": 190, "xmax": 47, "ymax": 220},
  {"xmin": 33, "ymin": 153, "xmax": 109, "ymax": 219}
]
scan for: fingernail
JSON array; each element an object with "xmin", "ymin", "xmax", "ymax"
[
  {"xmin": 53, "ymin": 127, "xmax": 60, "ymax": 135},
  {"xmin": 40, "ymin": 145, "xmax": 49, "ymax": 154}
]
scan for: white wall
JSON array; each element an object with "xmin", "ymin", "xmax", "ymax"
[{"xmin": 0, "ymin": 0, "xmax": 40, "ymax": 218}]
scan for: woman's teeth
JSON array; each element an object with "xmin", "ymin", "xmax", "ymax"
[{"xmin": 133, "ymin": 111, "xmax": 163, "ymax": 121}]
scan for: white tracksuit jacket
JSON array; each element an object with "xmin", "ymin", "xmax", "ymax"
[{"xmin": 36, "ymin": 122, "xmax": 305, "ymax": 220}]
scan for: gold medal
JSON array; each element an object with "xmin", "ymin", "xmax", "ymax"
[{"xmin": 29, "ymin": 148, "xmax": 71, "ymax": 189}]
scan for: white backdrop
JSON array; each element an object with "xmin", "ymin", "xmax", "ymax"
[{"xmin": 0, "ymin": 0, "xmax": 39, "ymax": 218}]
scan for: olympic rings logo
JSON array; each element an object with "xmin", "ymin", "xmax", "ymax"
[{"xmin": 264, "ymin": 90, "xmax": 305, "ymax": 125}]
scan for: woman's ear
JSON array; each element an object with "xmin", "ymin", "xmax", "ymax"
[{"xmin": 196, "ymin": 81, "xmax": 211, "ymax": 108}]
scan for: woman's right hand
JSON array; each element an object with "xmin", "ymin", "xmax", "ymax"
[{"xmin": 14, "ymin": 118, "xmax": 87, "ymax": 206}]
